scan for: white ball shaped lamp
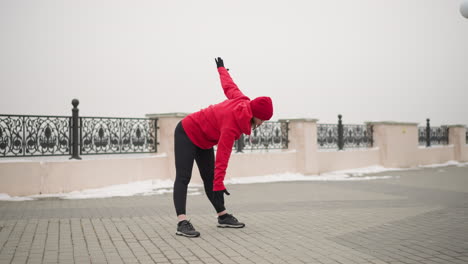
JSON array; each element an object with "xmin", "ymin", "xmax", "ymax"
[{"xmin": 461, "ymin": 1, "xmax": 468, "ymax": 19}]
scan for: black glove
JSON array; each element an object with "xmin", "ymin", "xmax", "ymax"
[
  {"xmin": 215, "ymin": 57, "xmax": 224, "ymax": 68},
  {"xmin": 212, "ymin": 189, "xmax": 230, "ymax": 208}
]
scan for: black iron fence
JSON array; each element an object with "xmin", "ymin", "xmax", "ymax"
[
  {"xmin": 0, "ymin": 115, "xmax": 71, "ymax": 157},
  {"xmin": 317, "ymin": 124, "xmax": 339, "ymax": 149},
  {"xmin": 80, "ymin": 117, "xmax": 158, "ymax": 155},
  {"xmin": 0, "ymin": 100, "xmax": 158, "ymax": 158},
  {"xmin": 418, "ymin": 119, "xmax": 448, "ymax": 147},
  {"xmin": 234, "ymin": 121, "xmax": 289, "ymax": 152},
  {"xmin": 343, "ymin": 124, "xmax": 373, "ymax": 149},
  {"xmin": 317, "ymin": 115, "xmax": 373, "ymax": 150}
]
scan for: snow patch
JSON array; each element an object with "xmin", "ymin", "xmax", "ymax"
[
  {"xmin": 418, "ymin": 160, "xmax": 462, "ymax": 168},
  {"xmin": 320, "ymin": 165, "xmax": 408, "ymax": 177},
  {"xmin": 0, "ymin": 180, "xmax": 202, "ymax": 201},
  {"xmin": 226, "ymin": 173, "xmax": 395, "ymax": 185},
  {"xmin": 0, "ymin": 193, "xmax": 34, "ymax": 201},
  {"xmin": 1, "ymin": 162, "xmax": 467, "ymax": 201}
]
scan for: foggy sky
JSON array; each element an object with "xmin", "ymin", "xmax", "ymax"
[{"xmin": 1, "ymin": 0, "xmax": 467, "ymax": 126}]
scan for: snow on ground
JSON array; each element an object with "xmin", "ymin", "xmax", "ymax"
[
  {"xmin": 225, "ymin": 173, "xmax": 395, "ymax": 185},
  {"xmin": 0, "ymin": 193, "xmax": 34, "ymax": 202},
  {"xmin": 318, "ymin": 165, "xmax": 408, "ymax": 177},
  {"xmin": 27, "ymin": 179, "xmax": 190, "ymax": 200},
  {"xmin": 418, "ymin": 160, "xmax": 468, "ymax": 168},
  {"xmin": 1, "ymin": 161, "xmax": 467, "ymax": 201}
]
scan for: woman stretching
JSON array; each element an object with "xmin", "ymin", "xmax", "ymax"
[{"xmin": 173, "ymin": 57, "xmax": 273, "ymax": 237}]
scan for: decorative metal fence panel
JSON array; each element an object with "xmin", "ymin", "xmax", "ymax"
[
  {"xmin": 0, "ymin": 113, "xmax": 157, "ymax": 158},
  {"xmin": 343, "ymin": 124, "xmax": 373, "ymax": 148},
  {"xmin": 81, "ymin": 117, "xmax": 158, "ymax": 155},
  {"xmin": 319, "ymin": 115, "xmax": 375, "ymax": 150},
  {"xmin": 430, "ymin": 126, "xmax": 448, "ymax": 146},
  {"xmin": 418, "ymin": 126, "xmax": 449, "ymax": 146},
  {"xmin": 0, "ymin": 115, "xmax": 71, "ymax": 157},
  {"xmin": 317, "ymin": 123, "xmax": 373, "ymax": 149},
  {"xmin": 317, "ymin": 124, "xmax": 339, "ymax": 149},
  {"xmin": 234, "ymin": 121, "xmax": 289, "ymax": 152},
  {"xmin": 418, "ymin": 121, "xmax": 448, "ymax": 147},
  {"xmin": 418, "ymin": 127, "xmax": 427, "ymax": 146}
]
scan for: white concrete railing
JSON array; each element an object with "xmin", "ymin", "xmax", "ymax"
[{"xmin": 1, "ymin": 113, "xmax": 467, "ymax": 196}]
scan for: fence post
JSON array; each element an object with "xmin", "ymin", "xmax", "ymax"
[
  {"xmin": 337, "ymin": 114, "xmax": 344, "ymax": 150},
  {"xmin": 282, "ymin": 118, "xmax": 319, "ymax": 174},
  {"xmin": 368, "ymin": 121, "xmax": 419, "ymax": 167},
  {"xmin": 284, "ymin": 121, "xmax": 290, "ymax": 149},
  {"xmin": 70, "ymin": 99, "xmax": 81, "ymax": 160},
  {"xmin": 448, "ymin": 125, "xmax": 467, "ymax": 162},
  {"xmin": 145, "ymin": 113, "xmax": 188, "ymax": 180},
  {"xmin": 154, "ymin": 118, "xmax": 159, "ymax": 153},
  {"xmin": 426, "ymin": 118, "xmax": 431, "ymax": 147}
]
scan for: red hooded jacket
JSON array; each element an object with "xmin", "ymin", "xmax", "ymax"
[{"xmin": 181, "ymin": 67, "xmax": 252, "ymax": 191}]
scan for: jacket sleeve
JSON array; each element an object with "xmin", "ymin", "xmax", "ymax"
[
  {"xmin": 218, "ymin": 67, "xmax": 246, "ymax": 99},
  {"xmin": 213, "ymin": 128, "xmax": 237, "ymax": 191}
]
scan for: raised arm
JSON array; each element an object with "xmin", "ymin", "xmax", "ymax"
[{"xmin": 215, "ymin": 57, "xmax": 247, "ymax": 99}]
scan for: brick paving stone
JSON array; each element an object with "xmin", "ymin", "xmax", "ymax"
[{"xmin": 0, "ymin": 166, "xmax": 468, "ymax": 263}]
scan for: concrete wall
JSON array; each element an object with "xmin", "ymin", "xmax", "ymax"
[
  {"xmin": 228, "ymin": 151, "xmax": 298, "ymax": 178},
  {"xmin": 416, "ymin": 146, "xmax": 455, "ymax": 166},
  {"xmin": 448, "ymin": 126, "xmax": 468, "ymax": 162},
  {"xmin": 462, "ymin": 145, "xmax": 468, "ymax": 162},
  {"xmin": 0, "ymin": 155, "xmax": 169, "ymax": 196},
  {"xmin": 317, "ymin": 148, "xmax": 380, "ymax": 173},
  {"xmin": 0, "ymin": 114, "xmax": 466, "ymax": 196},
  {"xmin": 371, "ymin": 122, "xmax": 420, "ymax": 168}
]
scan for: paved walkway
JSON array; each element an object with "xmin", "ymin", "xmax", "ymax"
[{"xmin": 1, "ymin": 166, "xmax": 467, "ymax": 264}]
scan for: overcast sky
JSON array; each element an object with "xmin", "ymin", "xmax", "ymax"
[{"xmin": 1, "ymin": 0, "xmax": 467, "ymax": 126}]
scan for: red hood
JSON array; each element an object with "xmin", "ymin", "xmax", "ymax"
[{"xmin": 234, "ymin": 101, "xmax": 253, "ymax": 136}]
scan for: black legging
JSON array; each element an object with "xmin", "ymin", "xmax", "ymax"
[{"xmin": 173, "ymin": 121, "xmax": 225, "ymax": 216}]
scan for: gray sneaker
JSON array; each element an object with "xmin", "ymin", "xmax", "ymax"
[
  {"xmin": 217, "ymin": 214, "xmax": 245, "ymax": 228},
  {"xmin": 176, "ymin": 220, "xmax": 200, "ymax": 237}
]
